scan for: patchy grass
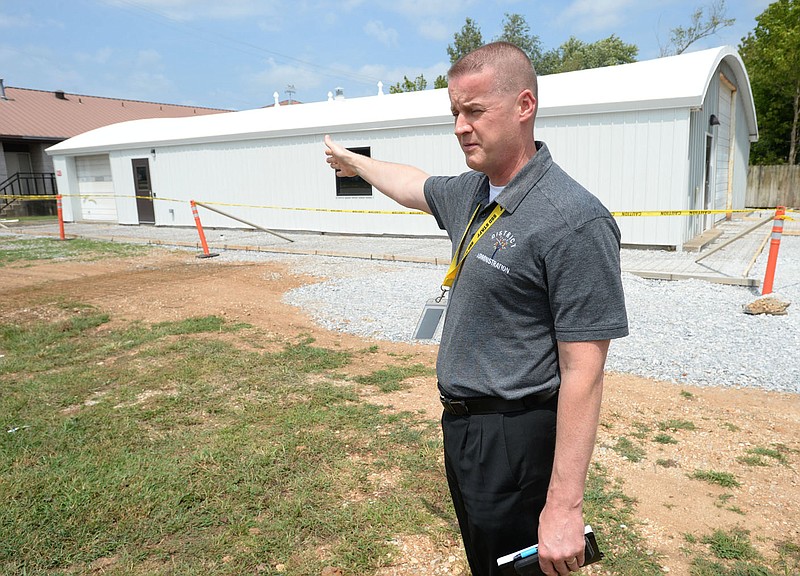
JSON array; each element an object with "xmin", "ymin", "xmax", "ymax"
[
  {"xmin": 737, "ymin": 446, "xmax": 789, "ymax": 467},
  {"xmin": 685, "ymin": 528, "xmax": 794, "ymax": 575},
  {"xmin": 653, "ymin": 433, "xmax": 678, "ymax": 445},
  {"xmin": 658, "ymin": 418, "xmax": 697, "ymax": 432},
  {"xmin": 612, "ymin": 436, "xmax": 647, "ymax": 463},
  {"xmin": 353, "ymin": 363, "xmax": 435, "ymax": 392},
  {"xmin": 582, "ymin": 463, "xmax": 663, "ymax": 575},
  {"xmin": 630, "ymin": 421, "xmax": 651, "ymax": 439},
  {"xmin": 0, "ymin": 304, "xmax": 678, "ymax": 576},
  {"xmin": 690, "ymin": 470, "xmax": 741, "ymax": 488},
  {"xmin": 0, "ymin": 236, "xmax": 148, "ymax": 265},
  {"xmin": 702, "ymin": 528, "xmax": 758, "ymax": 560},
  {"xmin": 0, "ymin": 311, "xmax": 451, "ymax": 575}
]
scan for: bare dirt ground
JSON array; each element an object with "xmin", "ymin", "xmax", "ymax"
[{"xmin": 2, "ymin": 248, "xmax": 798, "ymax": 576}]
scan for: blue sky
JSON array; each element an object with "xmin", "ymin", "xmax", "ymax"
[{"xmin": 0, "ymin": 0, "xmax": 771, "ymax": 111}]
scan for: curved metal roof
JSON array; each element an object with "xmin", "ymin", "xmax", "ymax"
[
  {"xmin": 47, "ymin": 46, "xmax": 757, "ymax": 155},
  {"xmin": 538, "ymin": 45, "xmax": 758, "ymax": 140}
]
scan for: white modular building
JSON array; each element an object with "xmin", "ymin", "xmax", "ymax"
[{"xmin": 47, "ymin": 46, "xmax": 757, "ymax": 249}]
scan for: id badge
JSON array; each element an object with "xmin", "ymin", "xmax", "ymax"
[{"xmin": 412, "ymin": 297, "xmax": 447, "ymax": 340}]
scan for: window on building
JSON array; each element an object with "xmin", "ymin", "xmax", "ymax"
[{"xmin": 335, "ymin": 146, "xmax": 372, "ymax": 197}]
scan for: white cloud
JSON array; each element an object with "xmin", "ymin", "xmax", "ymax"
[
  {"xmin": 135, "ymin": 48, "xmax": 163, "ymax": 67},
  {"xmin": 358, "ymin": 61, "xmax": 449, "ymax": 91},
  {"xmin": 0, "ymin": 11, "xmax": 34, "ymax": 28},
  {"xmin": 340, "ymin": 0, "xmax": 369, "ymax": 9},
  {"xmin": 100, "ymin": 0, "xmax": 282, "ymax": 21},
  {"xmin": 102, "ymin": 48, "xmax": 175, "ymax": 102},
  {"xmin": 417, "ymin": 19, "xmax": 450, "ymax": 41},
  {"xmin": 0, "ymin": 43, "xmax": 83, "ymax": 90},
  {"xmin": 251, "ymin": 57, "xmax": 327, "ymax": 96},
  {"xmin": 378, "ymin": 0, "xmax": 478, "ymax": 18},
  {"xmin": 363, "ymin": 20, "xmax": 399, "ymax": 48},
  {"xmin": 257, "ymin": 16, "xmax": 283, "ymax": 33},
  {"xmin": 0, "ymin": 11, "xmax": 63, "ymax": 30},
  {"xmin": 559, "ymin": 0, "xmax": 638, "ymax": 33},
  {"xmin": 126, "ymin": 70, "xmax": 174, "ymax": 100},
  {"xmin": 75, "ymin": 47, "xmax": 115, "ymax": 65}
]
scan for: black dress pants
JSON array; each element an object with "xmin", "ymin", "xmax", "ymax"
[{"xmin": 442, "ymin": 395, "xmax": 558, "ymax": 576}]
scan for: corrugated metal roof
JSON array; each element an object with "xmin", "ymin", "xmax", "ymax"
[
  {"xmin": 0, "ymin": 86, "xmax": 228, "ymax": 140},
  {"xmin": 538, "ymin": 46, "xmax": 754, "ymax": 120},
  {"xmin": 47, "ymin": 46, "xmax": 758, "ymax": 155}
]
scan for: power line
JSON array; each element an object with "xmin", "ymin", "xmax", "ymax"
[{"xmin": 111, "ymin": 0, "xmax": 382, "ymax": 86}]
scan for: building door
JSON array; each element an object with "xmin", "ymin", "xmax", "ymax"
[
  {"xmin": 131, "ymin": 158, "xmax": 155, "ymax": 224},
  {"xmin": 714, "ymin": 82, "xmax": 733, "ymax": 223},
  {"xmin": 76, "ymin": 155, "xmax": 117, "ymax": 221},
  {"xmin": 703, "ymin": 134, "xmax": 714, "ymax": 231},
  {"xmin": 7, "ymin": 152, "xmax": 32, "ymax": 176}
]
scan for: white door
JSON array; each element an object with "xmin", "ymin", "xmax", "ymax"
[
  {"xmin": 76, "ymin": 155, "xmax": 117, "ymax": 221},
  {"xmin": 713, "ymin": 83, "xmax": 733, "ymax": 223}
]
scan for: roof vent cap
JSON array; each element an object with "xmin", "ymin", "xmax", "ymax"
[{"xmin": 55, "ymin": 90, "xmax": 67, "ymax": 100}]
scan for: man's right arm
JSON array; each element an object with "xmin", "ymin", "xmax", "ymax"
[{"xmin": 324, "ymin": 135, "xmax": 431, "ymax": 214}]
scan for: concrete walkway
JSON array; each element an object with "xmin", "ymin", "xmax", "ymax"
[{"xmin": 5, "ymin": 209, "xmax": 797, "ymax": 287}]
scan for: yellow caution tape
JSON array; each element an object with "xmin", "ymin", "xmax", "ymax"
[
  {"xmin": 609, "ymin": 209, "xmax": 755, "ymax": 217},
  {"xmin": 4, "ymin": 193, "xmax": 426, "ymax": 215},
  {"xmin": 0, "ymin": 195, "xmax": 61, "ymax": 201},
  {"xmin": 3, "ymin": 193, "xmax": 795, "ymax": 219},
  {"xmin": 190, "ymin": 198, "xmax": 426, "ymax": 215}
]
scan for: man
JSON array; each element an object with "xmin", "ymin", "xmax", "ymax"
[{"xmin": 324, "ymin": 42, "xmax": 628, "ymax": 576}]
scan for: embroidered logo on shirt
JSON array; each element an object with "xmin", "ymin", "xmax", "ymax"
[
  {"xmin": 490, "ymin": 230, "xmax": 516, "ymax": 257},
  {"xmin": 476, "ymin": 230, "xmax": 516, "ymax": 275}
]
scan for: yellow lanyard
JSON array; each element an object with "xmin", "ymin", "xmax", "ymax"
[{"xmin": 442, "ymin": 202, "xmax": 506, "ymax": 289}]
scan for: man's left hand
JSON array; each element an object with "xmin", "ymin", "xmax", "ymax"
[{"xmin": 535, "ymin": 505, "xmax": 586, "ymax": 575}]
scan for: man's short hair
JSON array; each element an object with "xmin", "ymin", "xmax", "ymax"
[{"xmin": 448, "ymin": 41, "xmax": 538, "ymax": 101}]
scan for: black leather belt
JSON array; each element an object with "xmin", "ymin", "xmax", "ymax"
[{"xmin": 439, "ymin": 390, "xmax": 558, "ymax": 416}]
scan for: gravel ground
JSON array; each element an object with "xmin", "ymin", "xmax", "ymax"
[
  {"xmin": 4, "ymin": 223, "xmax": 798, "ymax": 393},
  {"xmin": 275, "ymin": 238, "xmax": 800, "ymax": 394}
]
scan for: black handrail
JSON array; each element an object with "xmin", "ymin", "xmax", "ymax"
[{"xmin": 0, "ymin": 172, "xmax": 58, "ymax": 212}]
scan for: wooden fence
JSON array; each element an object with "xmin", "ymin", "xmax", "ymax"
[{"xmin": 746, "ymin": 165, "xmax": 800, "ymax": 208}]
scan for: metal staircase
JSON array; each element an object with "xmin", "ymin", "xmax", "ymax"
[{"xmin": 0, "ymin": 172, "xmax": 57, "ymax": 215}]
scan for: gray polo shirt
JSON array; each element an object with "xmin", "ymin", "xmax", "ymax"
[{"xmin": 424, "ymin": 142, "xmax": 628, "ymax": 400}]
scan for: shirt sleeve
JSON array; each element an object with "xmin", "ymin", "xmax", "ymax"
[
  {"xmin": 424, "ymin": 172, "xmax": 486, "ymax": 237},
  {"xmin": 423, "ymin": 176, "xmax": 450, "ymax": 232},
  {"xmin": 545, "ymin": 216, "xmax": 629, "ymax": 342}
]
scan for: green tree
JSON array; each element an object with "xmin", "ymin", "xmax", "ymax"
[
  {"xmin": 494, "ymin": 13, "xmax": 543, "ymax": 65},
  {"xmin": 447, "ymin": 17, "xmax": 483, "ymax": 64},
  {"xmin": 660, "ymin": 0, "xmax": 735, "ymax": 57},
  {"xmin": 389, "ymin": 73, "xmax": 448, "ymax": 93},
  {"xmin": 740, "ymin": 0, "xmax": 800, "ymax": 165},
  {"xmin": 538, "ymin": 35, "xmax": 638, "ymax": 75},
  {"xmin": 389, "ymin": 74, "xmax": 427, "ymax": 94}
]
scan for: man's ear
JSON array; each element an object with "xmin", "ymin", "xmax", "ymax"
[{"xmin": 517, "ymin": 89, "xmax": 536, "ymax": 122}]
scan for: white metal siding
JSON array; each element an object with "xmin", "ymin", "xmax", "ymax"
[
  {"xmin": 732, "ymin": 89, "xmax": 752, "ymax": 208},
  {"xmin": 47, "ymin": 48, "xmax": 757, "ymax": 249},
  {"xmin": 722, "ymin": 60, "xmax": 752, "ymax": 210},
  {"xmin": 538, "ymin": 108, "xmax": 690, "ymax": 247},
  {"xmin": 686, "ymin": 109, "xmax": 707, "ymax": 241},
  {"xmin": 76, "ymin": 155, "xmax": 116, "ymax": 221},
  {"xmin": 52, "ymin": 156, "xmax": 78, "ymax": 221},
  {"xmin": 130, "ymin": 125, "xmax": 464, "ymax": 236},
  {"xmin": 109, "ymin": 151, "xmax": 151, "ymax": 225},
  {"xmin": 714, "ymin": 81, "xmax": 733, "ymax": 221}
]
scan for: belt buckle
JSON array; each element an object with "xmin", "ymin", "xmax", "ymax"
[{"xmin": 440, "ymin": 396, "xmax": 469, "ymax": 416}]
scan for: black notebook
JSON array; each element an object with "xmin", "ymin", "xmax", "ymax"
[{"xmin": 496, "ymin": 525, "xmax": 604, "ymax": 576}]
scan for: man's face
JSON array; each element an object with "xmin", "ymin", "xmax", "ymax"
[{"xmin": 448, "ymin": 69, "xmax": 521, "ymax": 183}]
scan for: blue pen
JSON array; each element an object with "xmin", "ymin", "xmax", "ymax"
[{"xmin": 513, "ymin": 544, "xmax": 538, "ymax": 561}]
